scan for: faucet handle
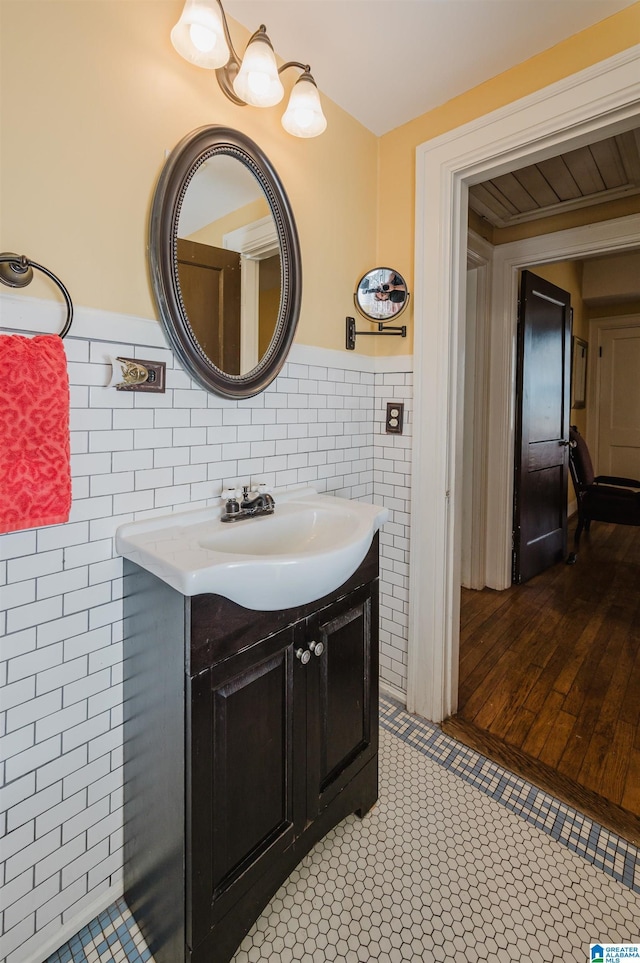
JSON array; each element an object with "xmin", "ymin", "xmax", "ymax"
[{"xmin": 257, "ymin": 482, "xmax": 271, "ymax": 495}]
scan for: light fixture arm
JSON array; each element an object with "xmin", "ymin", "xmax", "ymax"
[
  {"xmin": 213, "ymin": 0, "xmax": 256, "ymax": 107},
  {"xmin": 213, "ymin": 0, "xmax": 241, "ymax": 63},
  {"xmin": 278, "ymin": 61, "xmax": 311, "ymax": 76},
  {"xmin": 215, "ymin": 9, "xmax": 314, "ymax": 108}
]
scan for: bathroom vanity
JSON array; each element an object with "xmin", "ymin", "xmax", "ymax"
[{"xmin": 118, "ymin": 490, "xmax": 386, "ymax": 963}]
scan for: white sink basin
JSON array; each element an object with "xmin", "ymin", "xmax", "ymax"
[{"xmin": 115, "ymin": 487, "xmax": 388, "ymax": 610}]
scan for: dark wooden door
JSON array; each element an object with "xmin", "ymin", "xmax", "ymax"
[
  {"xmin": 187, "ymin": 624, "xmax": 305, "ymax": 950},
  {"xmin": 513, "ymin": 270, "xmax": 572, "ymax": 583},
  {"xmin": 177, "ymin": 238, "xmax": 241, "ymax": 374},
  {"xmin": 305, "ymin": 583, "xmax": 379, "ymax": 818}
]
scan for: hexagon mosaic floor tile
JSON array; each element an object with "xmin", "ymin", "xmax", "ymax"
[{"xmin": 47, "ymin": 697, "xmax": 640, "ymax": 963}]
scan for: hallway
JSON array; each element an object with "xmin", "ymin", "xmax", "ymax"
[{"xmin": 444, "ymin": 521, "xmax": 640, "ymax": 845}]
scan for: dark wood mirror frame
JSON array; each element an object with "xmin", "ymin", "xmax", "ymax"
[{"xmin": 149, "ymin": 126, "xmax": 302, "ymax": 399}]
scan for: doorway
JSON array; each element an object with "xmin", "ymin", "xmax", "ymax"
[
  {"xmin": 448, "ymin": 241, "xmax": 640, "ymax": 841},
  {"xmin": 407, "ymin": 46, "xmax": 640, "ymax": 725}
]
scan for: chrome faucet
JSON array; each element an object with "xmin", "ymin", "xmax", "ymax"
[{"xmin": 221, "ymin": 485, "xmax": 275, "ymax": 523}]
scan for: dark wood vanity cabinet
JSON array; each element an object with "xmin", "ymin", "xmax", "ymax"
[{"xmin": 123, "ymin": 538, "xmax": 379, "ymax": 963}]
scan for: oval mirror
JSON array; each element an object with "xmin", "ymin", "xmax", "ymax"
[
  {"xmin": 354, "ymin": 267, "xmax": 409, "ymax": 323},
  {"xmin": 149, "ymin": 126, "xmax": 301, "ymax": 398}
]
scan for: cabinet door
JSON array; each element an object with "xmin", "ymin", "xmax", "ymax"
[
  {"xmin": 305, "ymin": 582, "xmax": 379, "ymax": 818},
  {"xmin": 188, "ymin": 624, "xmax": 305, "ymax": 950}
]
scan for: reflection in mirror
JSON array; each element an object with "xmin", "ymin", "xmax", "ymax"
[
  {"xmin": 354, "ymin": 267, "xmax": 409, "ymax": 323},
  {"xmin": 177, "ymin": 157, "xmax": 281, "ymax": 376},
  {"xmin": 149, "ymin": 126, "xmax": 301, "ymax": 399}
]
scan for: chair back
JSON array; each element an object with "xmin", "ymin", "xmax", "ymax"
[{"xmin": 569, "ymin": 425, "xmax": 595, "ymax": 491}]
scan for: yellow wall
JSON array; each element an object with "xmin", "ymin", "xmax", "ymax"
[
  {"xmin": 378, "ymin": 2, "xmax": 640, "ymax": 354},
  {"xmin": 587, "ymin": 299, "xmax": 640, "ymax": 320},
  {"xmin": 188, "ymin": 198, "xmax": 271, "ymax": 248},
  {"xmin": 0, "ymin": 0, "xmax": 378, "ymax": 353},
  {"xmin": 2, "ymin": 2, "xmax": 639, "ymax": 357}
]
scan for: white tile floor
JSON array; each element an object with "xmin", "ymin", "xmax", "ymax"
[{"xmin": 48, "ymin": 699, "xmax": 640, "ymax": 963}]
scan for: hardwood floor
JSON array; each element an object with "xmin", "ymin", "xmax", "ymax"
[{"xmin": 442, "ymin": 520, "xmax": 640, "ymax": 845}]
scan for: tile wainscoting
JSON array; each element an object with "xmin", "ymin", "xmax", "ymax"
[{"xmin": 0, "ymin": 296, "xmax": 412, "ymax": 963}]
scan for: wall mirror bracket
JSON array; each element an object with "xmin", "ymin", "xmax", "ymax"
[{"xmin": 346, "ymin": 316, "xmax": 406, "ymax": 351}]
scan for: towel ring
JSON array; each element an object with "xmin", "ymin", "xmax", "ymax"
[{"xmin": 0, "ymin": 253, "xmax": 74, "ymax": 339}]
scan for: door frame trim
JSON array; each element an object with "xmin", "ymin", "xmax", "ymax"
[
  {"xmin": 408, "ymin": 44, "xmax": 640, "ymax": 722},
  {"xmin": 463, "ymin": 232, "xmax": 493, "ymax": 591},
  {"xmin": 587, "ymin": 313, "xmax": 640, "ymax": 474},
  {"xmin": 224, "ymin": 215, "xmax": 279, "ymax": 374}
]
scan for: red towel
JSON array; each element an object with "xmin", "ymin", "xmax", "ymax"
[{"xmin": 0, "ymin": 334, "xmax": 71, "ymax": 534}]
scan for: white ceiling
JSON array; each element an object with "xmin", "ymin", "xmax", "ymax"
[{"xmin": 224, "ymin": 0, "xmax": 637, "ymax": 136}]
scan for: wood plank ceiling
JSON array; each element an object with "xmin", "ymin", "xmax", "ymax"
[{"xmin": 469, "ymin": 129, "xmax": 640, "ymax": 227}]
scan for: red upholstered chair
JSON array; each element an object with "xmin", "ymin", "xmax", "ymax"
[{"xmin": 567, "ymin": 425, "xmax": 640, "ymax": 563}]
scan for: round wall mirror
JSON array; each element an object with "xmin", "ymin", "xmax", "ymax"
[
  {"xmin": 354, "ymin": 267, "xmax": 409, "ymax": 323},
  {"xmin": 149, "ymin": 126, "xmax": 301, "ymax": 399}
]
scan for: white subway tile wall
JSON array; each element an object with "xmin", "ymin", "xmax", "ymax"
[
  {"xmin": 0, "ymin": 334, "xmax": 412, "ymax": 963},
  {"xmin": 374, "ymin": 372, "xmax": 412, "ymax": 693}
]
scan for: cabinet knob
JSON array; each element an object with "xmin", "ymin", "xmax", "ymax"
[
  {"xmin": 295, "ymin": 647, "xmax": 311, "ymax": 665},
  {"xmin": 309, "ymin": 640, "xmax": 324, "ymax": 657}
]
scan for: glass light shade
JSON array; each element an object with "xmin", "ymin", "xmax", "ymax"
[
  {"xmin": 233, "ymin": 35, "xmax": 284, "ymax": 107},
  {"xmin": 171, "ymin": 0, "xmax": 230, "ymax": 69},
  {"xmin": 281, "ymin": 74, "xmax": 327, "ymax": 138}
]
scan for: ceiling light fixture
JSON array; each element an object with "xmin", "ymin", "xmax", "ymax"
[{"xmin": 170, "ymin": 0, "xmax": 327, "ymax": 138}]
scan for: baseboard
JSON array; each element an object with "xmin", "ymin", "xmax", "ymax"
[
  {"xmin": 379, "ymin": 679, "xmax": 407, "ymax": 706},
  {"xmin": 16, "ymin": 883, "xmax": 123, "ymax": 963}
]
